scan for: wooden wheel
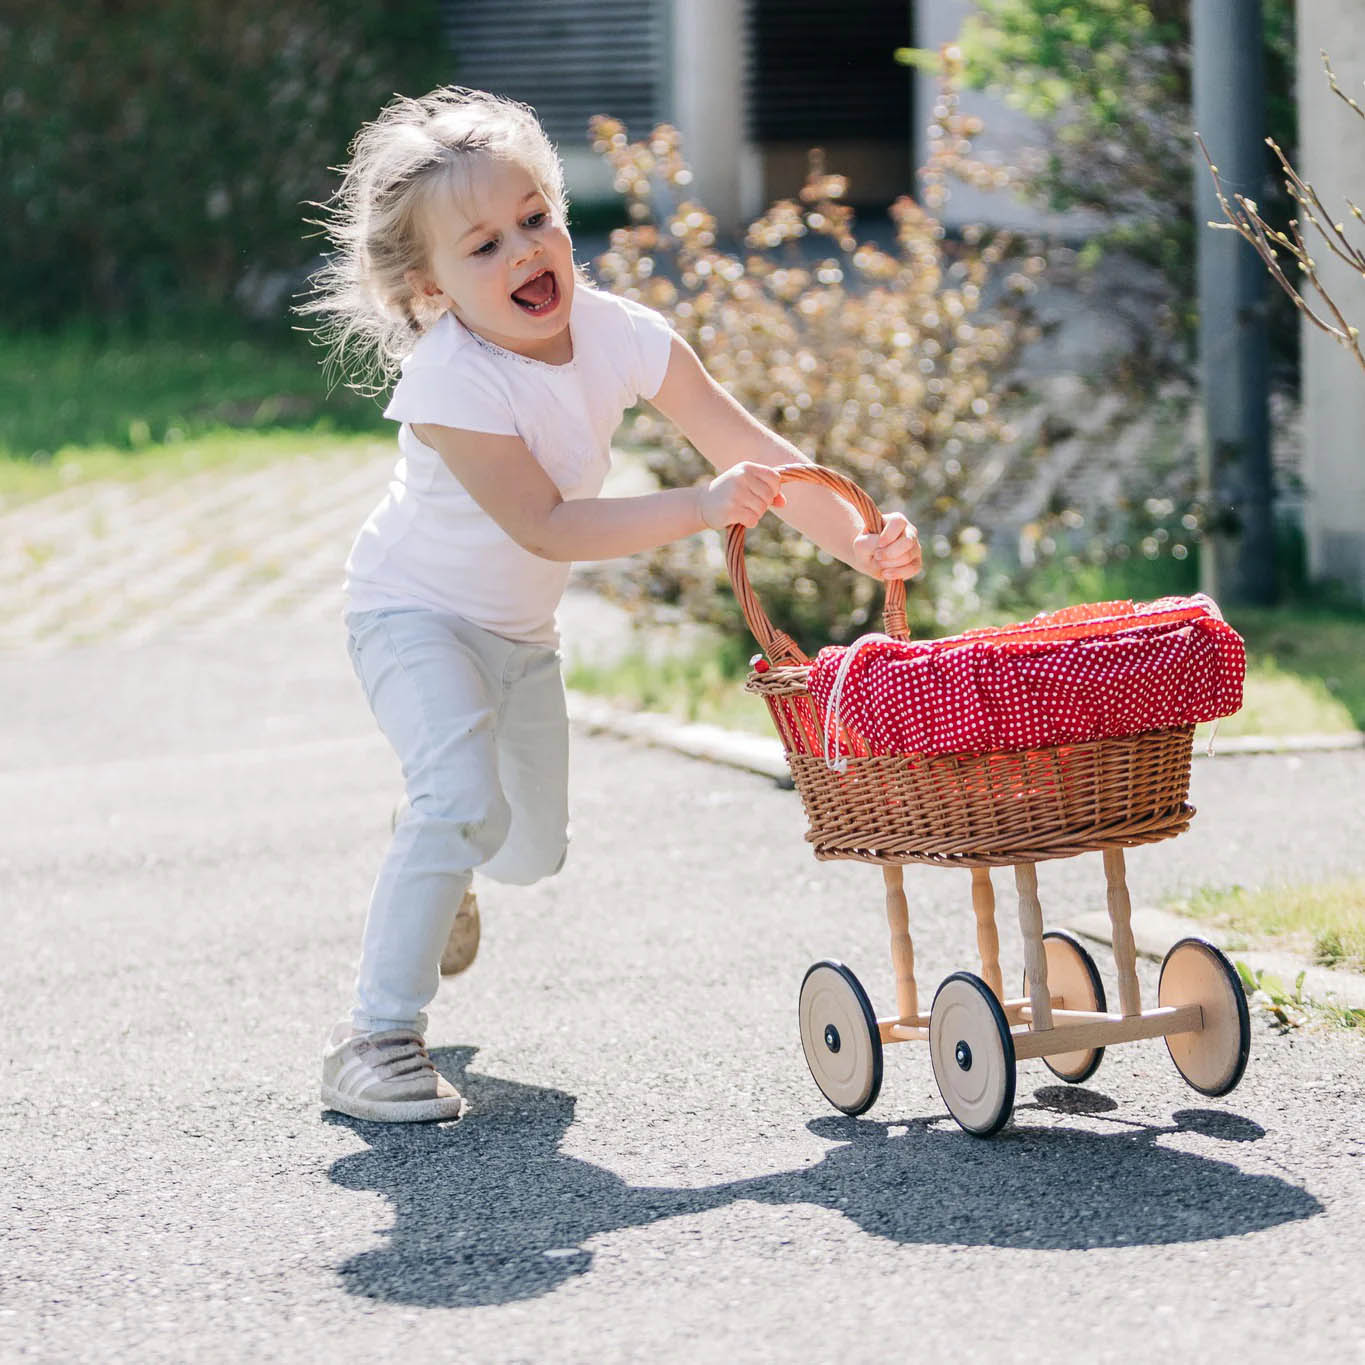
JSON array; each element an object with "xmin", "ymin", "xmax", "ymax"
[
  {"xmin": 1159, "ymin": 937, "xmax": 1251, "ymax": 1097},
  {"xmin": 798, "ymin": 961, "xmax": 883, "ymax": 1116},
  {"xmin": 929, "ymin": 972, "xmax": 1016, "ymax": 1136},
  {"xmin": 1022, "ymin": 930, "xmax": 1107, "ymax": 1083}
]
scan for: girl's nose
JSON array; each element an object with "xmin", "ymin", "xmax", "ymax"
[{"xmin": 510, "ymin": 232, "xmax": 540, "ymax": 267}]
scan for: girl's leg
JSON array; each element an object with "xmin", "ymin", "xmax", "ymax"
[
  {"xmin": 480, "ymin": 641, "xmax": 571, "ymax": 887},
  {"xmin": 347, "ymin": 609, "xmax": 516, "ymax": 1033}
]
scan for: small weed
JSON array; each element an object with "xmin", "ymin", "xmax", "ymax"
[
  {"xmin": 1235, "ymin": 961, "xmax": 1365, "ymax": 1032},
  {"xmin": 1315, "ymin": 928, "xmax": 1349, "ymax": 970},
  {"xmin": 1236, "ymin": 961, "xmax": 1311, "ymax": 1029}
]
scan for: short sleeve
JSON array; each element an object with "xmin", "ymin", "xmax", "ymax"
[
  {"xmin": 383, "ymin": 363, "xmax": 519, "ymax": 436},
  {"xmin": 614, "ymin": 294, "xmax": 675, "ymax": 401}
]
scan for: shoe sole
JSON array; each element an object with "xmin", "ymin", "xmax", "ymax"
[{"xmin": 321, "ymin": 1085, "xmax": 466, "ymax": 1123}]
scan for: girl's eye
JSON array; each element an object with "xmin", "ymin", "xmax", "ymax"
[
  {"xmin": 472, "ymin": 238, "xmax": 498, "ymax": 257},
  {"xmin": 524, "ymin": 212, "xmax": 547, "ymax": 228}
]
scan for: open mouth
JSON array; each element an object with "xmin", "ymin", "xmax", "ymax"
[{"xmin": 511, "ymin": 269, "xmax": 559, "ymax": 315}]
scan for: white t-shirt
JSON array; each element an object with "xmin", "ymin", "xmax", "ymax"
[{"xmin": 344, "ymin": 284, "xmax": 675, "ymax": 645}]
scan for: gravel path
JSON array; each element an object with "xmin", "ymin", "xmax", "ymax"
[{"xmin": 0, "ymin": 444, "xmax": 642, "ymax": 660}]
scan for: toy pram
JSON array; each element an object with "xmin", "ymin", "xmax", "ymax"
[{"xmin": 728, "ymin": 465, "xmax": 1251, "ymax": 1137}]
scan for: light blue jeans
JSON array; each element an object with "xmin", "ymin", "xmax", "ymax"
[{"xmin": 345, "ymin": 607, "xmax": 570, "ymax": 1032}]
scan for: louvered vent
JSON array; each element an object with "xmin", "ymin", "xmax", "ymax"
[
  {"xmin": 747, "ymin": 0, "xmax": 912, "ymax": 142},
  {"xmin": 442, "ymin": 0, "xmax": 666, "ymax": 144}
]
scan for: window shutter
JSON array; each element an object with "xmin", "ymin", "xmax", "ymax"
[
  {"xmin": 443, "ymin": 0, "xmax": 666, "ymax": 143},
  {"xmin": 747, "ymin": 0, "xmax": 912, "ymax": 142}
]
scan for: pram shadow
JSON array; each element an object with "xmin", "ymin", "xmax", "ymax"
[{"xmin": 326, "ymin": 1047, "xmax": 1321, "ymax": 1309}]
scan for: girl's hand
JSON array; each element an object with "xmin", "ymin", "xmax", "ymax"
[
  {"xmin": 852, "ymin": 512, "xmax": 922, "ymax": 581},
  {"xmin": 699, "ymin": 462, "xmax": 787, "ymax": 531}
]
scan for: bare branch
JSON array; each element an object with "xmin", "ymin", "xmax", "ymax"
[
  {"xmin": 1197, "ymin": 131, "xmax": 1365, "ymax": 377},
  {"xmin": 1324, "ymin": 52, "xmax": 1365, "ymax": 124}
]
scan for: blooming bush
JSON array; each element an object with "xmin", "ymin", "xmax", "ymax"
[{"xmin": 590, "ymin": 75, "xmax": 1048, "ymax": 647}]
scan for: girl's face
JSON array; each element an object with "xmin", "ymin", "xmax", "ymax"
[{"xmin": 410, "ymin": 156, "xmax": 575, "ymax": 364}]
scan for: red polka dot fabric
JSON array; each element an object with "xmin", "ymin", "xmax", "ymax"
[{"xmin": 807, "ymin": 595, "xmax": 1245, "ymax": 759}]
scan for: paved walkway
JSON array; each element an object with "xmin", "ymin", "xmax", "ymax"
[
  {"xmin": 0, "ymin": 444, "xmax": 642, "ymax": 661},
  {"xmin": 2, "ymin": 615, "xmax": 1363, "ymax": 1362},
  {"xmin": 4, "ymin": 451, "xmax": 1364, "ymax": 1360}
]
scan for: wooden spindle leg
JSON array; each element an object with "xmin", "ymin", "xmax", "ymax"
[
  {"xmin": 970, "ymin": 867, "xmax": 1004, "ymax": 1001},
  {"xmin": 1103, "ymin": 846, "xmax": 1142, "ymax": 1017},
  {"xmin": 882, "ymin": 864, "xmax": 919, "ymax": 1023},
  {"xmin": 1014, "ymin": 862, "xmax": 1053, "ymax": 1031}
]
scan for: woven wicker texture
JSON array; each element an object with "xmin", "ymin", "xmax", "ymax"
[{"xmin": 728, "ymin": 464, "xmax": 1198, "ymax": 867}]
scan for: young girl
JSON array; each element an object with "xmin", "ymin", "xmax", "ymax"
[{"xmin": 303, "ymin": 87, "xmax": 921, "ymax": 1122}]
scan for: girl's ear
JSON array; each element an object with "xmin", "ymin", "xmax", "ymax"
[{"xmin": 404, "ymin": 268, "xmax": 443, "ymax": 302}]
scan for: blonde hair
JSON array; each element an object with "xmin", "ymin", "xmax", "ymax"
[{"xmin": 298, "ymin": 87, "xmax": 568, "ymax": 396}]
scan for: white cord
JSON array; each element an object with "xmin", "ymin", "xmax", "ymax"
[{"xmin": 822, "ymin": 633, "xmax": 895, "ymax": 773}]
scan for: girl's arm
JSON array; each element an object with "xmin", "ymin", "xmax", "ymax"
[
  {"xmin": 409, "ymin": 423, "xmax": 785, "ymax": 562},
  {"xmin": 648, "ymin": 334, "xmax": 921, "ymax": 580}
]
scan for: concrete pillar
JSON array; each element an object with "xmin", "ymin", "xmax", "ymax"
[
  {"xmin": 1192, "ymin": 0, "xmax": 1274, "ymax": 605},
  {"xmin": 1297, "ymin": 4, "xmax": 1365, "ymax": 602},
  {"xmin": 669, "ymin": 0, "xmax": 761, "ymax": 233}
]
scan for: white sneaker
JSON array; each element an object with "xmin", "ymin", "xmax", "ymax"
[
  {"xmin": 321, "ymin": 1022, "xmax": 466, "ymax": 1123},
  {"xmin": 441, "ymin": 890, "xmax": 482, "ymax": 976}
]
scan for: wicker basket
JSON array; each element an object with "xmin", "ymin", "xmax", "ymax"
[{"xmin": 726, "ymin": 465, "xmax": 1196, "ymax": 868}]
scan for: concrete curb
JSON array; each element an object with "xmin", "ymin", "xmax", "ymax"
[
  {"xmin": 1064, "ymin": 906, "xmax": 1365, "ymax": 1012},
  {"xmin": 1201, "ymin": 731, "xmax": 1364, "ymax": 754},
  {"xmin": 566, "ymin": 692, "xmax": 793, "ymax": 786}
]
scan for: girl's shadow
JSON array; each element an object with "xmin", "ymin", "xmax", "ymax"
[{"xmin": 326, "ymin": 1047, "xmax": 1321, "ymax": 1308}]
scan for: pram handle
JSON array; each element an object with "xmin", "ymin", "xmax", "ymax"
[{"xmin": 724, "ymin": 463, "xmax": 910, "ymax": 666}]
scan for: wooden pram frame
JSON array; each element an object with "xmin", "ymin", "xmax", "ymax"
[{"xmin": 729, "ymin": 464, "xmax": 1252, "ymax": 1135}]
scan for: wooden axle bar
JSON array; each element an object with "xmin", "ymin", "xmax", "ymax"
[
  {"xmin": 877, "ymin": 1002, "xmax": 1204, "ymax": 1052},
  {"xmin": 1010, "ymin": 1003, "xmax": 1204, "ymax": 1059},
  {"xmin": 878, "ymin": 995, "xmax": 1063, "ymax": 1044}
]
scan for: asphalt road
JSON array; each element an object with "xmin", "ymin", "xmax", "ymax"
[{"xmin": 2, "ymin": 620, "xmax": 1363, "ymax": 1364}]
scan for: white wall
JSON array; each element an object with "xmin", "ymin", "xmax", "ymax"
[{"xmin": 1297, "ymin": 2, "xmax": 1365, "ymax": 600}]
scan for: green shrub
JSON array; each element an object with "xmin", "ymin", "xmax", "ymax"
[
  {"xmin": 0, "ymin": 2, "xmax": 444, "ymax": 326},
  {"xmin": 940, "ymin": 0, "xmax": 1298, "ymax": 369}
]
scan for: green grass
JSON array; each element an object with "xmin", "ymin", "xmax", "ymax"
[
  {"xmin": 0, "ymin": 320, "xmax": 385, "ymax": 462},
  {"xmin": 1224, "ymin": 605, "xmax": 1365, "ymax": 735},
  {"xmin": 1167, "ymin": 880, "xmax": 1365, "ymax": 976}
]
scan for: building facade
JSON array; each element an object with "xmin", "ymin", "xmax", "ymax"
[
  {"xmin": 443, "ymin": 0, "xmax": 915, "ymax": 226},
  {"xmin": 444, "ymin": 0, "xmax": 1364, "ymax": 601}
]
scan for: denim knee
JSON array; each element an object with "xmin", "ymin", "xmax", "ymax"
[
  {"xmin": 489, "ymin": 837, "xmax": 569, "ymax": 887},
  {"xmin": 408, "ymin": 789, "xmax": 513, "ymax": 869}
]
